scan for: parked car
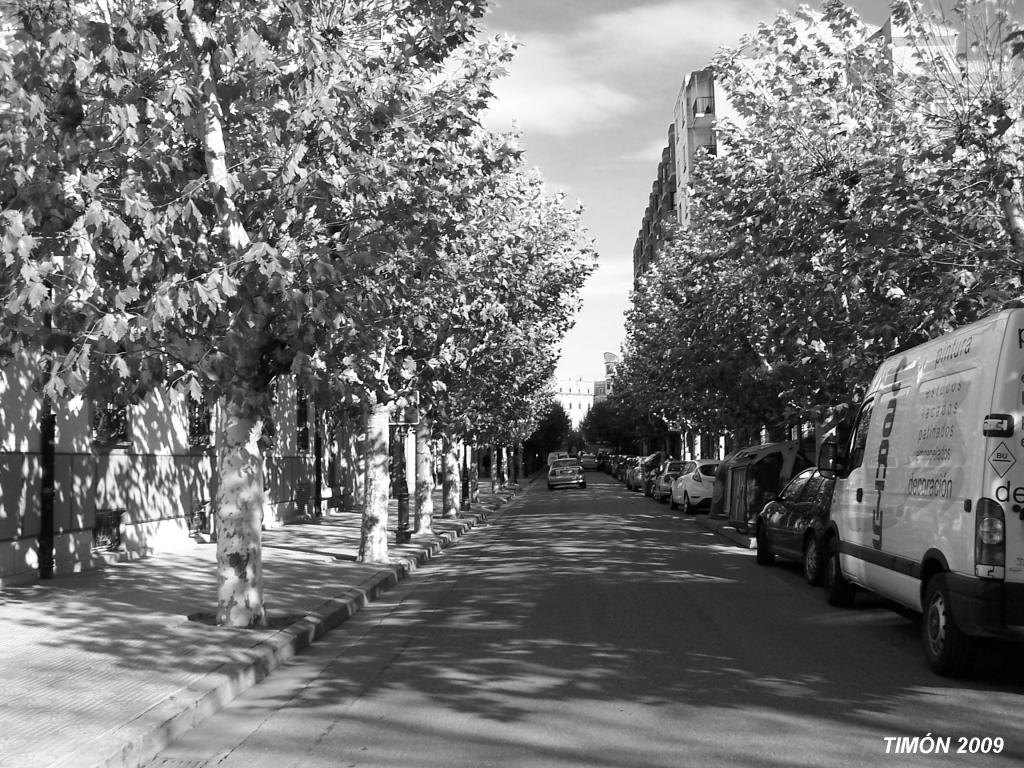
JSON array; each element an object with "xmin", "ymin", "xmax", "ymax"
[
  {"xmin": 669, "ymin": 459, "xmax": 720, "ymax": 513},
  {"xmin": 547, "ymin": 458, "xmax": 586, "ymax": 490},
  {"xmin": 625, "ymin": 458, "xmax": 645, "ymax": 491},
  {"xmin": 579, "ymin": 453, "xmax": 599, "ymax": 471},
  {"xmin": 755, "ymin": 468, "xmax": 835, "ymax": 585},
  {"xmin": 653, "ymin": 460, "xmax": 690, "ymax": 503}
]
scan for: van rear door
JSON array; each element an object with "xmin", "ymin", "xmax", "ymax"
[{"xmin": 984, "ymin": 311, "xmax": 1024, "ymax": 619}]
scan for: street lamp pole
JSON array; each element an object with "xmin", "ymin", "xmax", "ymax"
[{"xmin": 460, "ymin": 440, "xmax": 470, "ymax": 511}]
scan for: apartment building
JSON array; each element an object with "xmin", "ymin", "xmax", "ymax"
[{"xmin": 554, "ymin": 377, "xmax": 594, "ymax": 430}]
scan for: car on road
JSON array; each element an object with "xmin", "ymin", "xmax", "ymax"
[
  {"xmin": 755, "ymin": 467, "xmax": 835, "ymax": 585},
  {"xmin": 669, "ymin": 459, "xmax": 719, "ymax": 513},
  {"xmin": 579, "ymin": 453, "xmax": 599, "ymax": 471},
  {"xmin": 653, "ymin": 460, "xmax": 690, "ymax": 503},
  {"xmin": 547, "ymin": 458, "xmax": 586, "ymax": 490}
]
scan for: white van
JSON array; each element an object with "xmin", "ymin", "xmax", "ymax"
[{"xmin": 819, "ymin": 306, "xmax": 1024, "ymax": 675}]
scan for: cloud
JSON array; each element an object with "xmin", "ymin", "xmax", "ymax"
[
  {"xmin": 483, "ymin": 0, "xmax": 768, "ymax": 139},
  {"xmin": 484, "ymin": 37, "xmax": 640, "ymax": 137}
]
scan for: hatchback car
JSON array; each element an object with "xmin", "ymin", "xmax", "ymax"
[
  {"xmin": 579, "ymin": 453, "xmax": 599, "ymax": 471},
  {"xmin": 547, "ymin": 458, "xmax": 586, "ymax": 490},
  {"xmin": 653, "ymin": 460, "xmax": 690, "ymax": 503},
  {"xmin": 669, "ymin": 459, "xmax": 719, "ymax": 513},
  {"xmin": 755, "ymin": 468, "xmax": 835, "ymax": 585}
]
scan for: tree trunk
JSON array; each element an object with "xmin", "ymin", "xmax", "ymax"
[
  {"xmin": 215, "ymin": 399, "xmax": 266, "ymax": 627},
  {"xmin": 359, "ymin": 401, "xmax": 390, "ymax": 563},
  {"xmin": 491, "ymin": 444, "xmax": 499, "ymax": 493},
  {"xmin": 414, "ymin": 413, "xmax": 434, "ymax": 533},
  {"xmin": 442, "ymin": 431, "xmax": 460, "ymax": 518},
  {"xmin": 470, "ymin": 444, "xmax": 480, "ymax": 502}
]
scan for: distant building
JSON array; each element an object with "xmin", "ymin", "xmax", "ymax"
[
  {"xmin": 554, "ymin": 378, "xmax": 594, "ymax": 430},
  {"xmin": 594, "ymin": 352, "xmax": 620, "ymax": 402}
]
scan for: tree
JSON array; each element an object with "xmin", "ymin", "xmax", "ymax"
[
  {"xmin": 580, "ymin": 398, "xmax": 643, "ymax": 453},
  {"xmin": 523, "ymin": 401, "xmax": 571, "ymax": 465},
  {"xmin": 891, "ymin": 0, "xmax": 1024, "ymax": 259},
  {"xmin": 617, "ymin": 0, "xmax": 1023, "ymax": 441},
  {"xmin": 0, "ymin": 0, "xmax": 535, "ymax": 623}
]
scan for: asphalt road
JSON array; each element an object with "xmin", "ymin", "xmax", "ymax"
[{"xmin": 148, "ymin": 472, "xmax": 1024, "ymax": 768}]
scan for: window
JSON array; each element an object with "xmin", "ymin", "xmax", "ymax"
[
  {"xmin": 92, "ymin": 401, "xmax": 129, "ymax": 445},
  {"xmin": 780, "ymin": 469, "xmax": 813, "ymax": 503},
  {"xmin": 847, "ymin": 399, "xmax": 875, "ymax": 472},
  {"xmin": 188, "ymin": 397, "xmax": 212, "ymax": 448},
  {"xmin": 296, "ymin": 387, "xmax": 310, "ymax": 452},
  {"xmin": 805, "ymin": 474, "xmax": 835, "ymax": 509}
]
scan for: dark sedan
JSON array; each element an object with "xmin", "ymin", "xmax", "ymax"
[{"xmin": 754, "ymin": 468, "xmax": 834, "ymax": 585}]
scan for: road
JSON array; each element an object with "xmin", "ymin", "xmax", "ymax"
[{"xmin": 148, "ymin": 471, "xmax": 1024, "ymax": 768}]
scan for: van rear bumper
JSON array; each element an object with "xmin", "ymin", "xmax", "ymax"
[{"xmin": 947, "ymin": 574, "xmax": 1024, "ymax": 639}]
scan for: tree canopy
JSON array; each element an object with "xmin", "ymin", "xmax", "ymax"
[{"xmin": 617, "ymin": 0, "xmax": 1024, "ymax": 440}]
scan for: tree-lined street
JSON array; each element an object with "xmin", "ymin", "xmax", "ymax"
[{"xmin": 150, "ymin": 471, "xmax": 1024, "ymax": 768}]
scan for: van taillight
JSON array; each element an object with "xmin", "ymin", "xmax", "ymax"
[{"xmin": 975, "ymin": 498, "xmax": 1006, "ymax": 576}]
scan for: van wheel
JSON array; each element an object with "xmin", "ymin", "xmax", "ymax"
[
  {"xmin": 922, "ymin": 573, "xmax": 974, "ymax": 676},
  {"xmin": 823, "ymin": 538, "xmax": 855, "ymax": 606},
  {"xmin": 803, "ymin": 535, "xmax": 823, "ymax": 586},
  {"xmin": 755, "ymin": 523, "xmax": 775, "ymax": 565}
]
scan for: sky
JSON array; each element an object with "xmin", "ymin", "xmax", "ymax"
[{"xmin": 478, "ymin": 0, "xmax": 893, "ymax": 384}]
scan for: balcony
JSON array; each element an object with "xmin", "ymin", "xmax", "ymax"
[{"xmin": 691, "ymin": 97, "xmax": 715, "ymax": 118}]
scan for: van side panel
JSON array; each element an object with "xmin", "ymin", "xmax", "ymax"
[{"xmin": 836, "ymin": 315, "xmax": 1004, "ymax": 611}]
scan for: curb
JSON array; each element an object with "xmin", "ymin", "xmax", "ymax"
[
  {"xmin": 92, "ymin": 496, "xmax": 518, "ymax": 768},
  {"xmin": 695, "ymin": 514, "xmax": 756, "ymax": 549}
]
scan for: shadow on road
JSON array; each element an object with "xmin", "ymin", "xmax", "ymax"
[{"xmin": 187, "ymin": 475, "xmax": 1024, "ymax": 767}]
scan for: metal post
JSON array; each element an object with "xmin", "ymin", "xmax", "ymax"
[
  {"xmin": 460, "ymin": 441, "xmax": 470, "ymax": 511},
  {"xmin": 39, "ymin": 394, "xmax": 55, "ymax": 579},
  {"xmin": 396, "ymin": 426, "xmax": 411, "ymax": 544},
  {"xmin": 39, "ymin": 310, "xmax": 55, "ymax": 579}
]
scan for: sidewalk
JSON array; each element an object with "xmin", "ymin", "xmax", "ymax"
[{"xmin": 0, "ymin": 485, "xmax": 526, "ymax": 768}]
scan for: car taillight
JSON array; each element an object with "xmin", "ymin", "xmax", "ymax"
[
  {"xmin": 975, "ymin": 497, "xmax": 1005, "ymax": 577},
  {"xmin": 692, "ymin": 469, "xmax": 702, "ymax": 482}
]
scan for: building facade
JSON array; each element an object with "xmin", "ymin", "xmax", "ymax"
[
  {"xmin": 672, "ymin": 68, "xmax": 737, "ymax": 228},
  {"xmin": 554, "ymin": 377, "xmax": 594, "ymax": 430},
  {"xmin": 594, "ymin": 352, "xmax": 620, "ymax": 403},
  {"xmin": 632, "ymin": 125, "xmax": 677, "ymax": 286},
  {"xmin": 0, "ymin": 351, "xmax": 322, "ymax": 587}
]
